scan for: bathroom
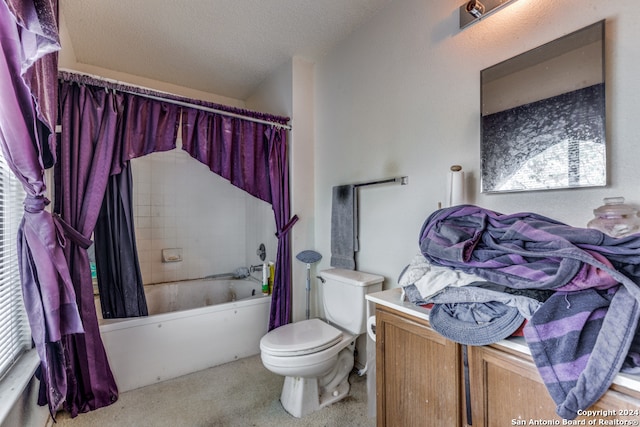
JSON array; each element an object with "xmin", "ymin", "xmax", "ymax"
[{"xmin": 2, "ymin": 0, "xmax": 640, "ymax": 425}]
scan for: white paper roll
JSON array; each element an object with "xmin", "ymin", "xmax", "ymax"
[
  {"xmin": 447, "ymin": 167, "xmax": 465, "ymax": 207},
  {"xmin": 367, "ymin": 315, "xmax": 377, "ymax": 342}
]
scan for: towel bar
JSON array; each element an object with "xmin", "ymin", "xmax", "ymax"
[{"xmin": 353, "ymin": 176, "xmax": 408, "ymax": 188}]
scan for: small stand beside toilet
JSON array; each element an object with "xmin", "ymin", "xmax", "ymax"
[{"xmin": 259, "ymin": 268, "xmax": 383, "ymax": 418}]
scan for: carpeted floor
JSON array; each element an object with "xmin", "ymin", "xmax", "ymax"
[{"xmin": 53, "ymin": 355, "xmax": 376, "ymax": 427}]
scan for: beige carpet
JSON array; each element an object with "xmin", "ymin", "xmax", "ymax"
[{"xmin": 53, "ymin": 355, "xmax": 376, "ymax": 427}]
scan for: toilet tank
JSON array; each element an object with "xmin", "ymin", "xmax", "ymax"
[{"xmin": 319, "ymin": 268, "xmax": 384, "ymax": 335}]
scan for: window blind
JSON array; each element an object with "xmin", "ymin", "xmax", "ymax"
[{"xmin": 0, "ymin": 150, "xmax": 30, "ymax": 379}]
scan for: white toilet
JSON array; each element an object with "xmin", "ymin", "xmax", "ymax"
[{"xmin": 259, "ymin": 268, "xmax": 383, "ymax": 418}]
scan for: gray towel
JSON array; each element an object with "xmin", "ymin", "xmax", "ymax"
[{"xmin": 330, "ymin": 185, "xmax": 358, "ymax": 270}]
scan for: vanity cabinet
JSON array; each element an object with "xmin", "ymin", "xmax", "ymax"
[
  {"xmin": 375, "ymin": 306, "xmax": 462, "ymax": 427},
  {"xmin": 374, "ymin": 304, "xmax": 640, "ymax": 427},
  {"xmin": 469, "ymin": 343, "xmax": 640, "ymax": 426}
]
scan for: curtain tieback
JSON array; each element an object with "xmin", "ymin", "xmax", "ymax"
[
  {"xmin": 52, "ymin": 213, "xmax": 93, "ymax": 249},
  {"xmin": 23, "ymin": 195, "xmax": 71, "ymax": 246},
  {"xmin": 23, "ymin": 194, "xmax": 49, "ymax": 213},
  {"xmin": 276, "ymin": 215, "xmax": 299, "ymax": 238}
]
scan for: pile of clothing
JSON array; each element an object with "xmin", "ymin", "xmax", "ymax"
[{"xmin": 401, "ymin": 205, "xmax": 640, "ymax": 420}]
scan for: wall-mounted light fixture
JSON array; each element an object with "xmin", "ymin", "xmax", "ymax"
[{"xmin": 459, "ymin": 0, "xmax": 519, "ymax": 29}]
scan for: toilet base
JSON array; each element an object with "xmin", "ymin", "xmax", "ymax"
[{"xmin": 279, "ymin": 345, "xmax": 354, "ymax": 418}]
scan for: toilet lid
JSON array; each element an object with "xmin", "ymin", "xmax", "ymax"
[{"xmin": 260, "ymin": 318, "xmax": 343, "ymax": 356}]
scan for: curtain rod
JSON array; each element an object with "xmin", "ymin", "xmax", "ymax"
[
  {"xmin": 354, "ymin": 176, "xmax": 409, "ymax": 188},
  {"xmin": 134, "ymin": 92, "xmax": 292, "ymax": 130},
  {"xmin": 58, "ymin": 69, "xmax": 292, "ymax": 131}
]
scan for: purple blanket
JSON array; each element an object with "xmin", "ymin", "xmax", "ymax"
[{"xmin": 419, "ymin": 205, "xmax": 640, "ymax": 419}]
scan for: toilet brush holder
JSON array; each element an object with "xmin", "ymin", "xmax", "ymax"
[{"xmin": 295, "ymin": 250, "xmax": 322, "ymax": 320}]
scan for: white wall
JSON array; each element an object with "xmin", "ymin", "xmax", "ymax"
[
  {"xmin": 314, "ymin": 0, "xmax": 640, "ymax": 288},
  {"xmin": 290, "ymin": 58, "xmax": 318, "ymax": 319}
]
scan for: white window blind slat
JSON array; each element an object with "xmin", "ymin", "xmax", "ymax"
[{"xmin": 0, "ymin": 149, "xmax": 30, "ymax": 379}]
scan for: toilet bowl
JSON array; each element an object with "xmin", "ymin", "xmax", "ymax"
[
  {"xmin": 260, "ymin": 318, "xmax": 356, "ymax": 418},
  {"xmin": 259, "ymin": 268, "xmax": 384, "ymax": 418},
  {"xmin": 260, "ymin": 318, "xmax": 354, "ymax": 376}
]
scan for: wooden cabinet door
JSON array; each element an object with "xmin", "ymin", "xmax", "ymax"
[
  {"xmin": 469, "ymin": 344, "xmax": 558, "ymax": 426},
  {"xmin": 376, "ymin": 307, "xmax": 461, "ymax": 427},
  {"xmin": 469, "ymin": 344, "xmax": 640, "ymax": 426}
]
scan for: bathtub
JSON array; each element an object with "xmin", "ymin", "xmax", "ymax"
[{"xmin": 97, "ymin": 278, "xmax": 271, "ymax": 392}]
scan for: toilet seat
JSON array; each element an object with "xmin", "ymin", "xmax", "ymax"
[{"xmin": 260, "ymin": 318, "xmax": 343, "ymax": 357}]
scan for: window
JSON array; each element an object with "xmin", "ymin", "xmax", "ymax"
[{"xmin": 0, "ymin": 149, "xmax": 30, "ymax": 379}]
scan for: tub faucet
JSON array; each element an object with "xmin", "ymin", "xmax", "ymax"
[{"xmin": 250, "ymin": 264, "xmax": 263, "ymax": 273}]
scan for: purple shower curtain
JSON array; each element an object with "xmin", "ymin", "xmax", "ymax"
[
  {"xmin": 265, "ymin": 127, "xmax": 297, "ymax": 330},
  {"xmin": 55, "ymin": 84, "xmax": 123, "ymax": 415},
  {"xmin": 56, "ymin": 81, "xmax": 180, "ymax": 416},
  {"xmin": 181, "ymin": 108, "xmax": 297, "ymax": 330},
  {"xmin": 94, "ymin": 161, "xmax": 148, "ymax": 319},
  {"xmin": 56, "ymin": 75, "xmax": 294, "ymax": 415},
  {"xmin": 0, "ymin": 0, "xmax": 84, "ymax": 416}
]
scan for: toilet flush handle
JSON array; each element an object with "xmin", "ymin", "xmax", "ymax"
[{"xmin": 316, "ymin": 276, "xmax": 325, "ymax": 283}]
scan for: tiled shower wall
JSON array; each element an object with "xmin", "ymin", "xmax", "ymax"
[{"xmin": 131, "ymin": 147, "xmax": 277, "ymax": 285}]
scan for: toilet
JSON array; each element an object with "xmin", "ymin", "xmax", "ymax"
[{"xmin": 259, "ymin": 268, "xmax": 383, "ymax": 418}]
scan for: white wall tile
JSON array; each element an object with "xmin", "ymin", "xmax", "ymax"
[{"xmin": 131, "ymin": 148, "xmax": 277, "ymax": 284}]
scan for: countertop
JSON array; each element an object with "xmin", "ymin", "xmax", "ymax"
[{"xmin": 366, "ymin": 288, "xmax": 640, "ymax": 393}]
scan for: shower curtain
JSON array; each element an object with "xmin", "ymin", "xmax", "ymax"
[
  {"xmin": 55, "ymin": 82, "xmax": 180, "ymax": 416},
  {"xmin": 181, "ymin": 108, "xmax": 297, "ymax": 331},
  {"xmin": 94, "ymin": 162, "xmax": 148, "ymax": 319},
  {"xmin": 55, "ymin": 74, "xmax": 295, "ymax": 416},
  {"xmin": 264, "ymin": 127, "xmax": 297, "ymax": 330}
]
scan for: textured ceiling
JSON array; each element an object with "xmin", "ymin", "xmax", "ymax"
[{"xmin": 60, "ymin": 0, "xmax": 393, "ymax": 100}]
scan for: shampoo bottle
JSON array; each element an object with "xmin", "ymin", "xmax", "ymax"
[
  {"xmin": 262, "ymin": 263, "xmax": 269, "ymax": 295},
  {"xmin": 268, "ymin": 261, "xmax": 275, "ymax": 294}
]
